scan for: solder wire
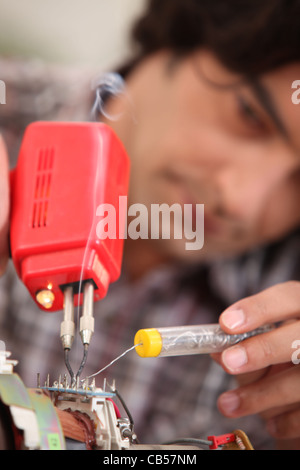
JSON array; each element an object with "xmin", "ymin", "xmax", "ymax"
[
  {"xmin": 73, "ymin": 74, "xmax": 134, "ymax": 380},
  {"xmin": 134, "ymin": 323, "xmax": 275, "ymax": 358},
  {"xmin": 83, "ymin": 343, "xmax": 141, "ymax": 381},
  {"xmin": 74, "ymin": 130, "xmax": 104, "ymax": 380}
]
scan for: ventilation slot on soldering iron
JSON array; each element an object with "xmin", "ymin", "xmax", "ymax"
[{"xmin": 31, "ymin": 147, "xmax": 55, "ymax": 228}]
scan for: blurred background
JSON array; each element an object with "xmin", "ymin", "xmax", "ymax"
[
  {"xmin": 0, "ymin": 0, "xmax": 146, "ymax": 68},
  {"xmin": 0, "ymin": 0, "xmax": 147, "ymax": 163}
]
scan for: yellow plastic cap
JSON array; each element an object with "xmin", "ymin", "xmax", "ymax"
[{"xmin": 134, "ymin": 328, "xmax": 162, "ymax": 358}]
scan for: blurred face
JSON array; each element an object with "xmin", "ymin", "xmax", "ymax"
[{"xmin": 109, "ymin": 50, "xmax": 300, "ymax": 262}]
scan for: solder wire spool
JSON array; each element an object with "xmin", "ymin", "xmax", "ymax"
[
  {"xmin": 134, "ymin": 329, "xmax": 163, "ymax": 358},
  {"xmin": 134, "ymin": 324, "xmax": 274, "ymax": 358}
]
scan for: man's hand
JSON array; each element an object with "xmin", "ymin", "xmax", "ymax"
[
  {"xmin": 214, "ymin": 281, "xmax": 300, "ymax": 449},
  {"xmin": 0, "ymin": 135, "xmax": 9, "ymax": 275}
]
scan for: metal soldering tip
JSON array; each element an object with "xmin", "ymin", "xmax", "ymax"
[
  {"xmin": 60, "ymin": 286, "xmax": 76, "ymax": 382},
  {"xmin": 79, "ymin": 282, "xmax": 95, "ymax": 346},
  {"xmin": 60, "ymin": 286, "xmax": 75, "ymax": 351},
  {"xmin": 75, "ymin": 281, "xmax": 95, "ymax": 380}
]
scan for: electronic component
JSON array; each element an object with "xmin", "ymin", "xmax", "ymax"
[
  {"xmin": 0, "ymin": 344, "xmax": 254, "ymax": 450},
  {"xmin": 40, "ymin": 378, "xmax": 133, "ymax": 450},
  {"xmin": 134, "ymin": 323, "xmax": 274, "ymax": 357},
  {"xmin": 0, "ymin": 346, "xmax": 65, "ymax": 449}
]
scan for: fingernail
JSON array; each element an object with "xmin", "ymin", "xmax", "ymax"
[
  {"xmin": 218, "ymin": 392, "xmax": 240, "ymax": 415},
  {"xmin": 223, "ymin": 346, "xmax": 248, "ymax": 371},
  {"xmin": 222, "ymin": 308, "xmax": 245, "ymax": 330}
]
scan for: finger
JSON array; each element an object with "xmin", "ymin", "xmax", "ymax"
[
  {"xmin": 260, "ymin": 403, "xmax": 297, "ymax": 422},
  {"xmin": 211, "ymin": 352, "xmax": 268, "ymax": 381},
  {"xmin": 220, "ymin": 321, "xmax": 300, "ymax": 374},
  {"xmin": 217, "ymin": 364, "xmax": 300, "ymax": 418},
  {"xmin": 219, "ymin": 281, "xmax": 300, "ymax": 334},
  {"xmin": 266, "ymin": 406, "xmax": 300, "ymax": 440}
]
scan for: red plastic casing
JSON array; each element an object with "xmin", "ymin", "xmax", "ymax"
[
  {"xmin": 10, "ymin": 121, "xmax": 130, "ymax": 311},
  {"xmin": 207, "ymin": 433, "xmax": 236, "ymax": 449}
]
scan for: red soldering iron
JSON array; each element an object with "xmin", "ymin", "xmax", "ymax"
[{"xmin": 10, "ymin": 121, "xmax": 130, "ymax": 381}]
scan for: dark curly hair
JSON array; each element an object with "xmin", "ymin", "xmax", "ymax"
[{"xmin": 121, "ymin": 0, "xmax": 300, "ymax": 78}]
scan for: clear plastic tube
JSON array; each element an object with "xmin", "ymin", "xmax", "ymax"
[{"xmin": 134, "ymin": 324, "xmax": 274, "ymax": 358}]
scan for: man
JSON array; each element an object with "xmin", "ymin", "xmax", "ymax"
[{"xmin": 1, "ymin": 0, "xmax": 300, "ymax": 449}]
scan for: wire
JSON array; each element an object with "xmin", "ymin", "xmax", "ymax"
[
  {"xmin": 74, "ymin": 123, "xmax": 104, "ymax": 379},
  {"xmin": 64, "ymin": 349, "xmax": 75, "ymax": 383},
  {"xmin": 76, "ymin": 344, "xmax": 89, "ymax": 379},
  {"xmin": 162, "ymin": 437, "xmax": 213, "ymax": 449},
  {"xmin": 83, "ymin": 343, "xmax": 141, "ymax": 381},
  {"xmin": 106, "ymin": 398, "xmax": 122, "ymax": 419},
  {"xmin": 110, "ymin": 386, "xmax": 140, "ymax": 444},
  {"xmin": 114, "ymin": 388, "xmax": 134, "ymax": 429}
]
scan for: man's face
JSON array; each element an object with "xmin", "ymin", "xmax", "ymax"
[{"xmin": 117, "ymin": 50, "xmax": 300, "ymax": 262}]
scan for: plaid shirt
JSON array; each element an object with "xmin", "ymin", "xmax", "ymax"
[
  {"xmin": 0, "ymin": 259, "xmax": 275, "ymax": 449},
  {"xmin": 2, "ymin": 58, "xmax": 300, "ymax": 450}
]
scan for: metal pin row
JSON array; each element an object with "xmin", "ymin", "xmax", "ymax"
[{"xmin": 37, "ymin": 372, "xmax": 97, "ymax": 392}]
